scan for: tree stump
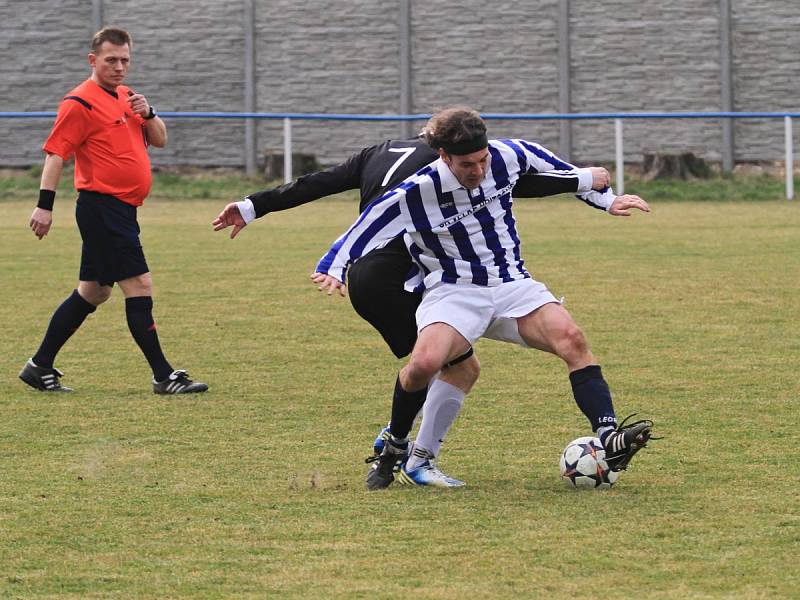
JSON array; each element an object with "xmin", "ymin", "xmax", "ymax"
[
  {"xmin": 263, "ymin": 150, "xmax": 320, "ymax": 180},
  {"xmin": 641, "ymin": 152, "xmax": 712, "ymax": 180}
]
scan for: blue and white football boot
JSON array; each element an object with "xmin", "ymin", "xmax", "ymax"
[
  {"xmin": 372, "ymin": 424, "xmax": 391, "ymax": 456},
  {"xmin": 397, "ymin": 446, "xmax": 465, "ymax": 488}
]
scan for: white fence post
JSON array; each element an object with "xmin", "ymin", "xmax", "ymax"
[
  {"xmin": 615, "ymin": 118, "xmax": 624, "ymax": 195},
  {"xmin": 785, "ymin": 116, "xmax": 794, "ymax": 200},
  {"xmin": 283, "ymin": 117, "xmax": 292, "ymax": 184}
]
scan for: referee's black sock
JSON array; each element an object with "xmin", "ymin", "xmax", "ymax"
[
  {"xmin": 125, "ymin": 296, "xmax": 173, "ymax": 382},
  {"xmin": 388, "ymin": 376, "xmax": 427, "ymax": 440},
  {"xmin": 32, "ymin": 289, "xmax": 96, "ymax": 368},
  {"xmin": 569, "ymin": 364, "xmax": 617, "ymax": 433}
]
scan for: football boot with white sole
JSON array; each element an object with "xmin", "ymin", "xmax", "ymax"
[
  {"xmin": 397, "ymin": 446, "xmax": 465, "ymax": 488},
  {"xmin": 19, "ymin": 359, "xmax": 72, "ymax": 392},
  {"xmin": 153, "ymin": 370, "xmax": 208, "ymax": 394}
]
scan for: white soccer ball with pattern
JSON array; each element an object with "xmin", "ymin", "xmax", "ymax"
[{"xmin": 559, "ymin": 436, "xmax": 619, "ymax": 489}]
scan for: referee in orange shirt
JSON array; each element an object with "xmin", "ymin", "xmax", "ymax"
[{"xmin": 20, "ymin": 27, "xmax": 207, "ymax": 394}]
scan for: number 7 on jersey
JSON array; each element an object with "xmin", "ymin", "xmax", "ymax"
[{"xmin": 381, "ymin": 147, "xmax": 418, "ymax": 186}]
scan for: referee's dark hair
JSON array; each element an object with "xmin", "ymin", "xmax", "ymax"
[
  {"xmin": 91, "ymin": 27, "xmax": 132, "ymax": 53},
  {"xmin": 424, "ymin": 106, "xmax": 487, "ymax": 152}
]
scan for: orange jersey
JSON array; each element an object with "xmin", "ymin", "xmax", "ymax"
[{"xmin": 43, "ymin": 79, "xmax": 152, "ymax": 206}]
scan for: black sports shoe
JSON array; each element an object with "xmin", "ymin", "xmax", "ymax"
[
  {"xmin": 365, "ymin": 437, "xmax": 409, "ymax": 490},
  {"xmin": 602, "ymin": 414, "xmax": 655, "ymax": 471},
  {"xmin": 19, "ymin": 359, "xmax": 72, "ymax": 392},
  {"xmin": 153, "ymin": 370, "xmax": 208, "ymax": 394}
]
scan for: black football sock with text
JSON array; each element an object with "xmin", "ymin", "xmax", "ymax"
[
  {"xmin": 388, "ymin": 376, "xmax": 428, "ymax": 440},
  {"xmin": 125, "ymin": 296, "xmax": 173, "ymax": 382},
  {"xmin": 569, "ymin": 365, "xmax": 617, "ymax": 443},
  {"xmin": 32, "ymin": 289, "xmax": 96, "ymax": 368}
]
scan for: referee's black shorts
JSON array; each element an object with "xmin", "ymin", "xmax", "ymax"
[
  {"xmin": 347, "ymin": 237, "xmax": 422, "ymax": 359},
  {"xmin": 75, "ymin": 190, "xmax": 149, "ymax": 287}
]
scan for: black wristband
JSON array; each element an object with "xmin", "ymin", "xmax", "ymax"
[{"xmin": 37, "ymin": 189, "xmax": 56, "ymax": 211}]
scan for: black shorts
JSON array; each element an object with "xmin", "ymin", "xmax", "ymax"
[
  {"xmin": 347, "ymin": 237, "xmax": 422, "ymax": 359},
  {"xmin": 75, "ymin": 190, "xmax": 149, "ymax": 287}
]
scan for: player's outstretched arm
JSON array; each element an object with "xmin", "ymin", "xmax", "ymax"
[
  {"xmin": 246, "ymin": 153, "xmax": 365, "ymax": 218},
  {"xmin": 311, "ymin": 272, "xmax": 347, "ymax": 297},
  {"xmin": 608, "ymin": 194, "xmax": 651, "ymax": 216},
  {"xmin": 212, "ymin": 202, "xmax": 248, "ymax": 239},
  {"xmin": 513, "ymin": 165, "xmax": 611, "ymax": 198}
]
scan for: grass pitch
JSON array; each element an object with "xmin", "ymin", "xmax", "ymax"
[{"xmin": 0, "ymin": 190, "xmax": 798, "ymax": 598}]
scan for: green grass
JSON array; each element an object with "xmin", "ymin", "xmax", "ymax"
[
  {"xmin": 0, "ymin": 166, "xmax": 278, "ymax": 202},
  {"xmin": 623, "ymin": 172, "xmax": 789, "ymax": 202},
  {"xmin": 1, "ymin": 189, "xmax": 798, "ymax": 598},
  {"xmin": 0, "ymin": 165, "xmax": 791, "ymax": 203}
]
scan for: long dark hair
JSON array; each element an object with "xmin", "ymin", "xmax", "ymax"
[{"xmin": 424, "ymin": 106, "xmax": 487, "ymax": 152}]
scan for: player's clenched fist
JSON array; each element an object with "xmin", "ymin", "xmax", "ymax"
[{"xmin": 589, "ymin": 167, "xmax": 611, "ymax": 190}]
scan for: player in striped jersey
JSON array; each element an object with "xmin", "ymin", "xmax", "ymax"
[
  {"xmin": 313, "ymin": 107, "xmax": 656, "ymax": 488},
  {"xmin": 213, "ymin": 132, "xmax": 604, "ymax": 487}
]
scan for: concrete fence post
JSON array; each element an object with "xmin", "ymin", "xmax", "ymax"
[
  {"xmin": 91, "ymin": 0, "xmax": 103, "ymax": 33},
  {"xmin": 399, "ymin": 0, "xmax": 412, "ymax": 139},
  {"xmin": 243, "ymin": 0, "xmax": 256, "ymax": 176},
  {"xmin": 558, "ymin": 0, "xmax": 572, "ymax": 160},
  {"xmin": 720, "ymin": 0, "xmax": 735, "ymax": 172}
]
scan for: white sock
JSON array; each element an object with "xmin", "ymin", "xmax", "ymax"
[
  {"xmin": 409, "ymin": 379, "xmax": 465, "ymax": 468},
  {"xmin": 406, "ymin": 443, "xmax": 433, "ymax": 471},
  {"xmin": 597, "ymin": 425, "xmax": 615, "ymax": 447}
]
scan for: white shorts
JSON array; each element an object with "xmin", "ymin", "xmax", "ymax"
[{"xmin": 415, "ymin": 278, "xmax": 560, "ymax": 347}]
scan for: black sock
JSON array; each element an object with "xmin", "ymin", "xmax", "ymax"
[
  {"xmin": 125, "ymin": 296, "xmax": 173, "ymax": 381},
  {"xmin": 388, "ymin": 376, "xmax": 427, "ymax": 440},
  {"xmin": 32, "ymin": 289, "xmax": 96, "ymax": 368},
  {"xmin": 569, "ymin": 365, "xmax": 617, "ymax": 432}
]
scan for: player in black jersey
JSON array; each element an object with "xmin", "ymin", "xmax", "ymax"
[
  {"xmin": 213, "ymin": 134, "xmax": 611, "ymax": 488},
  {"xmin": 213, "ymin": 136, "xmax": 601, "ymax": 357}
]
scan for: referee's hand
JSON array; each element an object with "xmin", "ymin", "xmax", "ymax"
[
  {"xmin": 212, "ymin": 202, "xmax": 247, "ymax": 239},
  {"xmin": 30, "ymin": 207, "xmax": 53, "ymax": 240},
  {"xmin": 311, "ymin": 272, "xmax": 347, "ymax": 297}
]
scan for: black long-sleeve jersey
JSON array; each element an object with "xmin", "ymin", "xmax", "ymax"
[{"xmin": 247, "ymin": 137, "xmax": 583, "ymax": 218}]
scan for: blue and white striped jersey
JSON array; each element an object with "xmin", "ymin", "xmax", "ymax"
[{"xmin": 316, "ymin": 139, "xmax": 616, "ymax": 290}]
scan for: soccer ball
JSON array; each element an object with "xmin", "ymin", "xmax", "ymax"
[{"xmin": 559, "ymin": 436, "xmax": 619, "ymax": 490}]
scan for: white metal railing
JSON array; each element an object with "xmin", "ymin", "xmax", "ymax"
[
  {"xmin": 614, "ymin": 119, "xmax": 624, "ymax": 194},
  {"xmin": 283, "ymin": 117, "xmax": 292, "ymax": 185},
  {"xmin": 785, "ymin": 116, "xmax": 794, "ymax": 200},
  {"xmin": 2, "ymin": 111, "xmax": 797, "ymax": 197}
]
